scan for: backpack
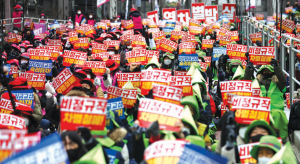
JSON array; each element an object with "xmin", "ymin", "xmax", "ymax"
[{"xmin": 288, "ymin": 101, "xmax": 300, "ymax": 134}]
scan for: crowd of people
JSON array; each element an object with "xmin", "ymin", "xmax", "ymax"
[{"xmin": 0, "ymin": 3, "xmax": 299, "ymax": 164}]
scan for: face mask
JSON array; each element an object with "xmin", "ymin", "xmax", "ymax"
[
  {"xmin": 21, "ymin": 48, "xmax": 26, "ymax": 53},
  {"xmin": 206, "ymin": 35, "xmax": 211, "ymax": 39},
  {"xmin": 117, "ymin": 35, "xmax": 120, "ymax": 38},
  {"xmin": 164, "ymin": 59, "xmax": 172, "ymax": 65},
  {"xmin": 230, "ymin": 26, "xmax": 234, "ymax": 29},
  {"xmin": 77, "ymin": 11, "xmax": 81, "ymax": 15},
  {"xmin": 87, "ymin": 74, "xmax": 91, "ymax": 79},
  {"xmin": 24, "ymin": 118, "xmax": 29, "ymax": 126},
  {"xmin": 182, "ymin": 127, "xmax": 190, "ymax": 135},
  {"xmin": 232, "ymin": 67, "xmax": 237, "ymax": 73},
  {"xmin": 13, "ymin": 30, "xmax": 18, "ymax": 34},
  {"xmin": 239, "ymin": 126, "xmax": 248, "ymax": 139},
  {"xmin": 67, "ymin": 149, "xmax": 80, "ymax": 162},
  {"xmin": 258, "ymin": 157, "xmax": 271, "ymax": 164},
  {"xmin": 106, "ymin": 38, "xmax": 111, "ymax": 41},
  {"xmin": 41, "ymin": 16, "xmax": 44, "ymax": 19},
  {"xmin": 89, "ymin": 47, "xmax": 92, "ymax": 51},
  {"xmin": 3, "ymin": 30, "xmax": 5, "ymax": 33},
  {"xmin": 108, "ymin": 51, "xmax": 115, "ymax": 55},
  {"xmin": 21, "ymin": 59, "xmax": 28, "ymax": 64},
  {"xmin": 263, "ymin": 73, "xmax": 272, "ymax": 79},
  {"xmin": 89, "ymin": 15, "xmax": 92, "ymax": 18},
  {"xmin": 250, "ymin": 134, "xmax": 264, "ymax": 143},
  {"xmin": 69, "ymin": 19, "xmax": 72, "ymax": 21},
  {"xmin": 20, "ymin": 63, "xmax": 29, "ymax": 70}
]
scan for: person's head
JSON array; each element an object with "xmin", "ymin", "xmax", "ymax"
[
  {"xmin": 77, "ymin": 10, "xmax": 81, "ymax": 15},
  {"xmin": 68, "ymin": 17, "xmax": 72, "ymax": 21},
  {"xmin": 106, "ymin": 59, "xmax": 119, "ymax": 73},
  {"xmin": 180, "ymin": 95, "xmax": 199, "ymax": 120},
  {"xmin": 250, "ymin": 135, "xmax": 281, "ymax": 164},
  {"xmin": 229, "ymin": 59, "xmax": 242, "ymax": 74},
  {"xmin": 162, "ymin": 53, "xmax": 174, "ymax": 66},
  {"xmin": 295, "ymin": 1, "xmax": 298, "ymax": 5},
  {"xmin": 258, "ymin": 65, "xmax": 274, "ymax": 79},
  {"xmin": 244, "ymin": 120, "xmax": 277, "ymax": 143},
  {"xmin": 26, "ymin": 30, "xmax": 30, "ymax": 35},
  {"xmin": 61, "ymin": 131, "xmax": 87, "ymax": 162},
  {"xmin": 80, "ymin": 78, "xmax": 96, "ymax": 93},
  {"xmin": 40, "ymin": 13, "xmax": 45, "ymax": 19},
  {"xmin": 287, "ymin": 1, "xmax": 290, "ymax": 5}
]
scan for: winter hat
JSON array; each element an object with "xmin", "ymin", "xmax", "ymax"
[
  {"xmin": 244, "ymin": 120, "xmax": 277, "ymax": 143},
  {"xmin": 257, "ymin": 65, "xmax": 274, "ymax": 75},
  {"xmin": 1, "ymin": 93, "xmax": 18, "ymax": 102},
  {"xmin": 74, "ymin": 70, "xmax": 87, "ymax": 80},
  {"xmin": 145, "ymin": 56, "xmax": 160, "ymax": 69},
  {"xmin": 180, "ymin": 95, "xmax": 199, "ymax": 120},
  {"xmin": 266, "ymin": 142, "xmax": 297, "ymax": 164},
  {"xmin": 80, "ymin": 78, "xmax": 96, "ymax": 92},
  {"xmin": 250, "ymin": 135, "xmax": 281, "ymax": 160},
  {"xmin": 12, "ymin": 103, "xmax": 33, "ymax": 116},
  {"xmin": 82, "ymin": 67, "xmax": 96, "ymax": 79},
  {"xmin": 181, "ymin": 106, "xmax": 199, "ymax": 135},
  {"xmin": 270, "ymin": 109, "xmax": 288, "ymax": 140},
  {"xmin": 9, "ymin": 77, "xmax": 32, "ymax": 89},
  {"xmin": 14, "ymin": 4, "xmax": 23, "ymax": 11},
  {"xmin": 163, "ymin": 52, "xmax": 175, "ymax": 60},
  {"xmin": 130, "ymin": 8, "xmax": 137, "ymax": 12},
  {"xmin": 105, "ymin": 59, "xmax": 119, "ymax": 72},
  {"xmin": 229, "ymin": 59, "xmax": 242, "ymax": 71},
  {"xmin": 7, "ymin": 59, "xmax": 19, "ymax": 67},
  {"xmin": 232, "ymin": 65, "xmax": 245, "ymax": 80}
]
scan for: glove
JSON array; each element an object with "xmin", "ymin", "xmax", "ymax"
[
  {"xmin": 147, "ymin": 121, "xmax": 160, "ymax": 137},
  {"xmin": 94, "ymin": 77, "xmax": 101, "ymax": 86},
  {"xmin": 45, "ymin": 92, "xmax": 52, "ymax": 98},
  {"xmin": 45, "ymin": 81, "xmax": 56, "ymax": 95},
  {"xmin": 77, "ymin": 127, "xmax": 93, "ymax": 143},
  {"xmin": 247, "ymin": 61, "xmax": 254, "ymax": 71},
  {"xmin": 103, "ymin": 73, "xmax": 108, "ymax": 81},
  {"xmin": 270, "ymin": 58, "xmax": 278, "ymax": 68}
]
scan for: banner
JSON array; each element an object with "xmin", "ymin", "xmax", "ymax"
[
  {"xmin": 163, "ymin": 8, "xmax": 176, "ymax": 21},
  {"xmin": 256, "ymin": 14, "xmax": 264, "ymax": 20},
  {"xmin": 28, "ymin": 60, "xmax": 52, "ymax": 76},
  {"xmin": 1, "ymin": 133, "xmax": 70, "ymax": 164},
  {"xmin": 230, "ymin": 31, "xmax": 239, "ymax": 41},
  {"xmin": 124, "ymin": 20, "xmax": 135, "ymax": 30},
  {"xmin": 179, "ymin": 42, "xmax": 196, "ymax": 54},
  {"xmin": 148, "ymin": 28, "xmax": 160, "ymax": 34},
  {"xmin": 219, "ymin": 27, "xmax": 231, "ymax": 36},
  {"xmin": 202, "ymin": 39, "xmax": 215, "ymax": 49},
  {"xmin": 199, "ymin": 61, "xmax": 208, "ymax": 72},
  {"xmin": 92, "ymin": 42, "xmax": 108, "ymax": 54},
  {"xmin": 170, "ymin": 31, "xmax": 188, "ymax": 41},
  {"xmin": 141, "ymin": 69, "xmax": 171, "ymax": 95},
  {"xmin": 249, "ymin": 32, "xmax": 262, "ymax": 43},
  {"xmin": 222, "ymin": 4, "xmax": 236, "ymax": 22},
  {"xmin": 177, "ymin": 10, "xmax": 191, "ymax": 26},
  {"xmin": 38, "ymin": 45, "xmax": 61, "ymax": 60},
  {"xmin": 153, "ymin": 31, "xmax": 166, "ymax": 41},
  {"xmin": 169, "ymin": 76, "xmax": 193, "ymax": 96},
  {"xmin": 10, "ymin": 66, "xmax": 18, "ymax": 79},
  {"xmin": 0, "ymin": 113, "xmax": 26, "ymax": 130},
  {"xmin": 205, "ymin": 6, "xmax": 218, "ymax": 22},
  {"xmin": 69, "ymin": 31, "xmax": 79, "ymax": 42},
  {"xmin": 249, "ymin": 46, "xmax": 275, "ymax": 65},
  {"xmin": 220, "ymin": 80, "xmax": 252, "ymax": 105},
  {"xmin": 48, "ymin": 39, "xmax": 62, "ymax": 46},
  {"xmin": 152, "ymin": 84, "xmax": 183, "ymax": 105},
  {"xmin": 138, "ymin": 98, "xmax": 184, "ymax": 132},
  {"xmin": 189, "ymin": 19, "xmax": 200, "ymax": 27},
  {"xmin": 96, "ymin": 22, "xmax": 106, "ymax": 30},
  {"xmin": 75, "ymin": 25, "xmax": 86, "ymax": 34},
  {"xmin": 10, "ymin": 89, "xmax": 34, "ymax": 109},
  {"xmin": 188, "ymin": 26, "xmax": 204, "ymax": 35},
  {"xmin": 191, "ymin": 3, "xmax": 205, "ymax": 22},
  {"xmin": 13, "ymin": 132, "xmax": 41, "ymax": 153},
  {"xmin": 297, "ymin": 24, "xmax": 300, "ymax": 33},
  {"xmin": 84, "ymin": 61, "xmax": 106, "ymax": 76},
  {"xmin": 107, "ymin": 97, "xmax": 125, "ymax": 119},
  {"xmin": 146, "ymin": 50, "xmax": 160, "ymax": 63},
  {"xmin": 63, "ymin": 50, "xmax": 87, "ymax": 67},
  {"xmin": 178, "ymin": 144, "xmax": 228, "ymax": 164},
  {"xmin": 60, "ymin": 96, "xmax": 107, "ymax": 131},
  {"xmin": 19, "ymin": 72, "xmax": 46, "ymax": 90},
  {"xmin": 0, "ymin": 99, "xmax": 16, "ymax": 114},
  {"xmin": 220, "ymin": 102, "xmax": 229, "ymax": 116},
  {"xmin": 178, "ymin": 54, "xmax": 198, "ymax": 69},
  {"xmin": 212, "ymin": 47, "xmax": 227, "ymax": 61},
  {"xmin": 28, "ymin": 49, "xmax": 52, "ymax": 60},
  {"xmin": 232, "ymin": 96, "xmax": 270, "ymax": 124},
  {"xmin": 126, "ymin": 49, "xmax": 147, "ymax": 64},
  {"xmin": 144, "ymin": 140, "xmax": 186, "ymax": 163},
  {"xmin": 74, "ymin": 37, "xmax": 89, "ymax": 49},
  {"xmin": 131, "ymin": 35, "xmax": 147, "ymax": 48},
  {"xmin": 104, "ymin": 40, "xmax": 120, "ymax": 50},
  {"xmin": 0, "ymin": 129, "xmax": 27, "ymax": 162},
  {"xmin": 92, "ymin": 52, "xmax": 110, "ymax": 61},
  {"xmin": 52, "ymin": 68, "xmax": 79, "ymax": 95},
  {"xmin": 147, "ymin": 11, "xmax": 159, "ymax": 24},
  {"xmin": 116, "ymin": 72, "xmax": 141, "ymax": 88},
  {"xmin": 174, "ymin": 71, "xmax": 188, "ymax": 76},
  {"xmin": 219, "ymin": 35, "xmax": 231, "ymax": 46},
  {"xmin": 285, "ymin": 6, "xmax": 293, "ymax": 13},
  {"xmin": 107, "ymin": 86, "xmax": 138, "ymax": 108},
  {"xmin": 280, "ymin": 20, "xmax": 296, "ymax": 33},
  {"xmin": 158, "ymin": 38, "xmax": 178, "ymax": 53},
  {"xmin": 226, "ymin": 44, "xmax": 247, "ymax": 60}
]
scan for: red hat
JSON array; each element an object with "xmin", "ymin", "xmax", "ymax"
[
  {"xmin": 18, "ymin": 54, "xmax": 30, "ymax": 60},
  {"xmin": 87, "ymin": 34, "xmax": 94, "ymax": 39},
  {"xmin": 74, "ymin": 70, "xmax": 87, "ymax": 80},
  {"xmin": 105, "ymin": 59, "xmax": 119, "ymax": 71},
  {"xmin": 82, "ymin": 67, "xmax": 96, "ymax": 79},
  {"xmin": 1, "ymin": 93, "xmax": 18, "ymax": 102},
  {"xmin": 12, "ymin": 44, "xmax": 21, "ymax": 52},
  {"xmin": 22, "ymin": 40, "xmax": 30, "ymax": 45},
  {"xmin": 12, "ymin": 103, "xmax": 33, "ymax": 116},
  {"xmin": 9, "ymin": 77, "xmax": 32, "ymax": 89},
  {"xmin": 7, "ymin": 59, "xmax": 19, "ymax": 66},
  {"xmin": 41, "ymin": 13, "xmax": 45, "ymax": 16},
  {"xmin": 130, "ymin": 8, "xmax": 137, "ymax": 12},
  {"xmin": 14, "ymin": 4, "xmax": 23, "ymax": 11},
  {"xmin": 80, "ymin": 78, "xmax": 96, "ymax": 92}
]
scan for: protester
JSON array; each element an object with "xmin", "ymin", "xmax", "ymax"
[
  {"xmin": 12, "ymin": 4, "xmax": 23, "ymax": 28},
  {"xmin": 0, "ymin": 6, "xmax": 298, "ymax": 164}
]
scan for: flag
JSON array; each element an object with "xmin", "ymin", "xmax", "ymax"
[
  {"xmin": 30, "ymin": 21, "xmax": 34, "ymax": 31},
  {"xmin": 81, "ymin": 17, "xmax": 87, "ymax": 24},
  {"xmin": 50, "ymin": 20, "xmax": 60, "ymax": 30}
]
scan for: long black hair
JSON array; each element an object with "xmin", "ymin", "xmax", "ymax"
[{"xmin": 61, "ymin": 131, "xmax": 87, "ymax": 161}]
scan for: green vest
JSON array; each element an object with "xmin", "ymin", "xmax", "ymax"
[{"xmin": 260, "ymin": 81, "xmax": 285, "ymax": 111}]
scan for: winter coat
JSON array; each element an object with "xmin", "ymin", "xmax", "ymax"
[
  {"xmin": 32, "ymin": 92, "xmax": 43, "ymax": 125},
  {"xmin": 75, "ymin": 14, "xmax": 85, "ymax": 24},
  {"xmin": 245, "ymin": 66, "xmax": 286, "ymax": 111},
  {"xmin": 88, "ymin": 19, "xmax": 95, "ymax": 26},
  {"xmin": 12, "ymin": 11, "xmax": 23, "ymax": 28},
  {"xmin": 129, "ymin": 11, "xmax": 143, "ymax": 30}
]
